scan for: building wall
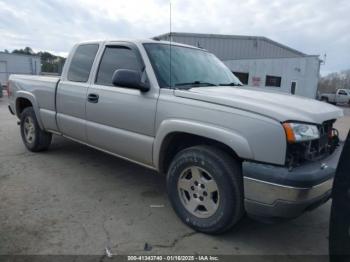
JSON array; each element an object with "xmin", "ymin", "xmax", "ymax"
[
  {"xmin": 224, "ymin": 56, "xmax": 320, "ymax": 98},
  {"xmin": 0, "ymin": 53, "xmax": 41, "ymax": 85}
]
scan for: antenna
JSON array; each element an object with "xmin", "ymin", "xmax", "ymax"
[
  {"xmin": 321, "ymin": 53, "xmax": 327, "ymax": 65},
  {"xmin": 169, "ymin": 0, "xmax": 172, "ymax": 88},
  {"xmin": 169, "ymin": 0, "xmax": 172, "ymax": 38}
]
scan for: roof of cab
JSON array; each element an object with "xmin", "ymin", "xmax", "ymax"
[{"xmin": 75, "ymin": 39, "xmax": 205, "ymax": 50}]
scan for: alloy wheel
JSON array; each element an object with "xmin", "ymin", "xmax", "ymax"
[{"xmin": 177, "ymin": 166, "xmax": 220, "ymax": 218}]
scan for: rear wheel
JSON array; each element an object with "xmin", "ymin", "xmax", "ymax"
[
  {"xmin": 321, "ymin": 97, "xmax": 329, "ymax": 103},
  {"xmin": 166, "ymin": 145, "xmax": 244, "ymax": 234},
  {"xmin": 20, "ymin": 107, "xmax": 52, "ymax": 152}
]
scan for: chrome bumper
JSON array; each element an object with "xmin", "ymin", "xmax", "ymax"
[
  {"xmin": 244, "ymin": 177, "xmax": 333, "ymax": 218},
  {"xmin": 243, "ymin": 145, "xmax": 343, "ymax": 218}
]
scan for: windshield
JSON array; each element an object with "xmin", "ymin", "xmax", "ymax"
[{"xmin": 143, "ymin": 43, "xmax": 242, "ymax": 89}]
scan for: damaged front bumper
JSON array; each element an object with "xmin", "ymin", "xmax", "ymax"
[{"xmin": 242, "ymin": 144, "xmax": 343, "ymax": 219}]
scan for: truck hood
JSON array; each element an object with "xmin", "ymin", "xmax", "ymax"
[{"xmin": 174, "ymin": 86, "xmax": 344, "ymax": 124}]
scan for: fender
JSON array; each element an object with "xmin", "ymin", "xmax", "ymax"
[
  {"xmin": 15, "ymin": 91, "xmax": 44, "ymax": 129},
  {"xmin": 153, "ymin": 119, "xmax": 253, "ymax": 170}
]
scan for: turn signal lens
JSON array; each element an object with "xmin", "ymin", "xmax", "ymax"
[{"xmin": 283, "ymin": 123, "xmax": 296, "ymax": 143}]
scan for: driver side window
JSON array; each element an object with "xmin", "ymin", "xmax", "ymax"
[{"xmin": 95, "ymin": 46, "xmax": 141, "ymax": 86}]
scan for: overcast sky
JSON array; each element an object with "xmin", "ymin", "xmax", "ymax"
[{"xmin": 0, "ymin": 0, "xmax": 349, "ymax": 75}]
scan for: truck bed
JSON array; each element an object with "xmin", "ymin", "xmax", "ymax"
[
  {"xmin": 9, "ymin": 74, "xmax": 60, "ymax": 130},
  {"xmin": 320, "ymin": 93, "xmax": 336, "ymax": 102},
  {"xmin": 9, "ymin": 74, "xmax": 60, "ymax": 110}
]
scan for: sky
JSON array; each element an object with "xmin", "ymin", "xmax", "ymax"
[{"xmin": 0, "ymin": 0, "xmax": 349, "ymax": 75}]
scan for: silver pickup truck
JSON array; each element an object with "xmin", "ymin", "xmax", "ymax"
[{"xmin": 8, "ymin": 39, "xmax": 344, "ymax": 234}]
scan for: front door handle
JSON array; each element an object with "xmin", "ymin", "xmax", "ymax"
[{"xmin": 87, "ymin": 93, "xmax": 99, "ymax": 103}]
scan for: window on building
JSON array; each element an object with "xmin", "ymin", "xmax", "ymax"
[
  {"xmin": 96, "ymin": 46, "xmax": 141, "ymax": 86},
  {"xmin": 233, "ymin": 72, "xmax": 249, "ymax": 85},
  {"xmin": 68, "ymin": 44, "xmax": 99, "ymax": 82},
  {"xmin": 265, "ymin": 75, "xmax": 282, "ymax": 87}
]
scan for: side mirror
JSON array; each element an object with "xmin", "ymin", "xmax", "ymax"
[{"xmin": 112, "ymin": 69, "xmax": 150, "ymax": 92}]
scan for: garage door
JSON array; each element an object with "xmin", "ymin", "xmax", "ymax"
[{"xmin": 0, "ymin": 61, "xmax": 8, "ymax": 85}]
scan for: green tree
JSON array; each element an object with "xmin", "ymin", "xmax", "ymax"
[{"xmin": 12, "ymin": 46, "xmax": 34, "ymax": 55}]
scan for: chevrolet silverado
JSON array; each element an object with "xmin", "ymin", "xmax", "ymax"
[{"xmin": 8, "ymin": 39, "xmax": 344, "ymax": 233}]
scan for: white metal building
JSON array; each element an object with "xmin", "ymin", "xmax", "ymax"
[
  {"xmin": 154, "ymin": 32, "xmax": 321, "ymax": 98},
  {"xmin": 0, "ymin": 52, "xmax": 41, "ymax": 86}
]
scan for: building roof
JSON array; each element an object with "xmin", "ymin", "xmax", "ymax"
[{"xmin": 153, "ymin": 32, "xmax": 314, "ymax": 60}]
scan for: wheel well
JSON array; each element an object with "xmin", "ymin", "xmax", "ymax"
[
  {"xmin": 16, "ymin": 98, "xmax": 33, "ymax": 116},
  {"xmin": 159, "ymin": 132, "xmax": 241, "ymax": 174}
]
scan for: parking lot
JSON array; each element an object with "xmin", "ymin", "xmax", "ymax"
[{"xmin": 0, "ymin": 96, "xmax": 349, "ymax": 256}]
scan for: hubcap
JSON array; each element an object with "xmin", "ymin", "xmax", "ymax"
[
  {"xmin": 23, "ymin": 117, "xmax": 35, "ymax": 144},
  {"xmin": 177, "ymin": 166, "xmax": 220, "ymax": 218}
]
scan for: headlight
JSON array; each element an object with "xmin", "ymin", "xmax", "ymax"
[{"xmin": 283, "ymin": 122, "xmax": 320, "ymax": 143}]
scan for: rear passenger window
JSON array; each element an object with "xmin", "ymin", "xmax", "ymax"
[
  {"xmin": 96, "ymin": 46, "xmax": 141, "ymax": 86},
  {"xmin": 67, "ymin": 44, "xmax": 99, "ymax": 82}
]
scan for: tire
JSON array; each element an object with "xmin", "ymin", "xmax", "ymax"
[
  {"xmin": 166, "ymin": 145, "xmax": 244, "ymax": 234},
  {"xmin": 20, "ymin": 107, "xmax": 52, "ymax": 152}
]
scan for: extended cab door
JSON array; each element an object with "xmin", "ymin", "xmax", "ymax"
[
  {"xmin": 56, "ymin": 43, "xmax": 99, "ymax": 141},
  {"xmin": 85, "ymin": 42, "xmax": 158, "ymax": 166}
]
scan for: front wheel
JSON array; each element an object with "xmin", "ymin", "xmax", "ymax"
[
  {"xmin": 20, "ymin": 107, "xmax": 52, "ymax": 152},
  {"xmin": 166, "ymin": 145, "xmax": 244, "ymax": 234}
]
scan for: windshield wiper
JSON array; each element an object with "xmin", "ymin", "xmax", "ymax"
[
  {"xmin": 219, "ymin": 82, "xmax": 243, "ymax": 86},
  {"xmin": 175, "ymin": 81, "xmax": 217, "ymax": 87}
]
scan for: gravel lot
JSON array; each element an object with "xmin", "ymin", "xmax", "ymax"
[{"xmin": 0, "ymin": 96, "xmax": 349, "ymax": 256}]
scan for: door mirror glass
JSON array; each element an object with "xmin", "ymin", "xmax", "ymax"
[{"xmin": 112, "ymin": 69, "xmax": 150, "ymax": 92}]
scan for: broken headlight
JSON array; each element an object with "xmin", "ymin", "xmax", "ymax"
[{"xmin": 283, "ymin": 122, "xmax": 320, "ymax": 143}]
